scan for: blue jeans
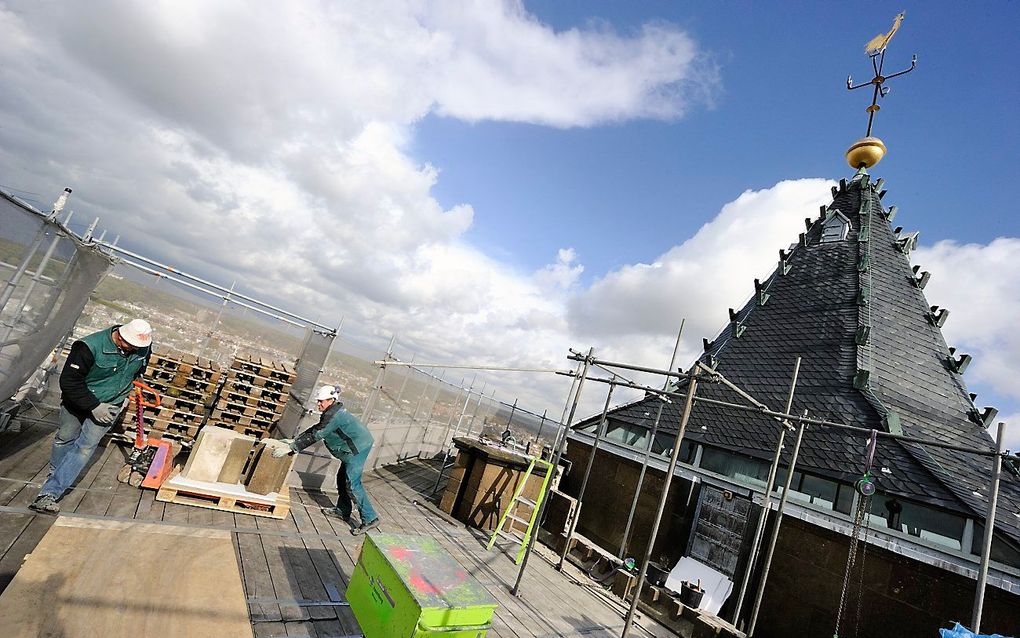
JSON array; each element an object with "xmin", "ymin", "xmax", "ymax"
[
  {"xmin": 40, "ymin": 406, "xmax": 110, "ymax": 499},
  {"xmin": 335, "ymin": 450, "xmax": 377, "ymax": 523}
]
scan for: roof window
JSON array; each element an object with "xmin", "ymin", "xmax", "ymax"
[{"xmin": 820, "ymin": 210, "xmax": 851, "ymax": 243}]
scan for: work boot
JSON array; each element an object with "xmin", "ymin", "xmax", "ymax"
[
  {"xmin": 29, "ymin": 494, "xmax": 60, "ymax": 515},
  {"xmin": 351, "ymin": 518, "xmax": 380, "ymax": 536},
  {"xmin": 321, "ymin": 507, "xmax": 357, "ymax": 532}
]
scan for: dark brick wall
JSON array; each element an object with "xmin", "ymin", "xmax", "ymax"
[{"xmin": 561, "ymin": 441, "xmax": 696, "ymax": 565}]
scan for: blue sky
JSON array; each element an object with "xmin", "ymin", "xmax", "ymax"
[
  {"xmin": 418, "ymin": 1, "xmax": 1019, "ymax": 277},
  {"xmin": 0, "ymin": 1, "xmax": 1017, "ymax": 444}
]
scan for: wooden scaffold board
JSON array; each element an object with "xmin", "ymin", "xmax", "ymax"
[{"xmin": 0, "ymin": 517, "xmax": 253, "ymax": 638}]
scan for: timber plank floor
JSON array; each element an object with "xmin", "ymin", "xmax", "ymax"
[{"xmin": 0, "ymin": 406, "xmax": 669, "ymax": 638}]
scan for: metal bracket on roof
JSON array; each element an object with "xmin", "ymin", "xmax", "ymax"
[
  {"xmin": 853, "ymin": 369, "xmax": 871, "ymax": 390},
  {"xmin": 819, "ymin": 205, "xmax": 829, "ymax": 219},
  {"xmin": 857, "ymin": 253, "xmax": 870, "ymax": 272},
  {"xmin": 948, "ymin": 352, "xmax": 972, "ymax": 374},
  {"xmin": 969, "ymin": 406, "xmax": 999, "ymax": 428},
  {"xmin": 877, "ymin": 189, "xmax": 888, "ymax": 200},
  {"xmin": 804, "ymin": 217, "xmax": 814, "ymax": 231},
  {"xmin": 703, "ymin": 338, "xmax": 715, "ymax": 353},
  {"xmin": 911, "ymin": 265, "xmax": 930, "ymax": 289},
  {"xmin": 895, "ymin": 231, "xmax": 918, "ymax": 254},
  {"xmin": 754, "ymin": 278, "xmax": 770, "ymax": 306},
  {"xmin": 883, "ymin": 205, "xmax": 898, "ymax": 222},
  {"xmin": 779, "ymin": 249, "xmax": 792, "ymax": 275},
  {"xmin": 840, "ymin": 178, "xmax": 848, "ymax": 193},
  {"xmin": 799, "ymin": 232, "xmax": 807, "ymax": 248},
  {"xmin": 704, "ymin": 355, "xmax": 719, "ymax": 370},
  {"xmin": 857, "ymin": 286, "xmax": 870, "ymax": 306},
  {"xmin": 926, "ymin": 306, "xmax": 949, "ymax": 327},
  {"xmin": 873, "ymin": 178, "xmax": 885, "ymax": 192},
  {"xmin": 883, "ymin": 410, "xmax": 903, "ymax": 435},
  {"xmin": 858, "ymin": 223, "xmax": 870, "ymax": 243},
  {"xmin": 855, "ymin": 326, "xmax": 871, "ymax": 345},
  {"xmin": 728, "ymin": 308, "xmax": 747, "ymax": 339}
]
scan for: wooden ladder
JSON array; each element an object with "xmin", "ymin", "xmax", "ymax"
[{"xmin": 486, "ymin": 457, "xmax": 554, "ymax": 564}]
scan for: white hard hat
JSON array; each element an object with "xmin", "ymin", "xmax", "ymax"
[
  {"xmin": 119, "ymin": 319, "xmax": 153, "ymax": 347},
  {"xmin": 314, "ymin": 385, "xmax": 340, "ymax": 402}
]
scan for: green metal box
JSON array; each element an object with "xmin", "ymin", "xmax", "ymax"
[{"xmin": 347, "ymin": 532, "xmax": 498, "ymax": 637}]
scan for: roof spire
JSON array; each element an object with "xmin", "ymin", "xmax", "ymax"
[{"xmin": 845, "ymin": 12, "xmax": 917, "ymax": 169}]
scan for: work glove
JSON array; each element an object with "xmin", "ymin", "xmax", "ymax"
[
  {"xmin": 271, "ymin": 439, "xmax": 294, "ymax": 458},
  {"xmin": 91, "ymin": 402, "xmax": 120, "ymax": 425}
]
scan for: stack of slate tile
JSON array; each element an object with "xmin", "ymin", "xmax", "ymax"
[
  {"xmin": 207, "ymin": 354, "xmax": 294, "ymax": 439},
  {"xmin": 132, "ymin": 345, "xmax": 222, "ymax": 443}
]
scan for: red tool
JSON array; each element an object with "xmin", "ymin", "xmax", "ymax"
[{"xmin": 117, "ymin": 381, "xmax": 175, "ymax": 488}]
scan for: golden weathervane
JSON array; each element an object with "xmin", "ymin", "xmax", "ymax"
[{"xmin": 845, "ymin": 12, "xmax": 917, "ymax": 169}]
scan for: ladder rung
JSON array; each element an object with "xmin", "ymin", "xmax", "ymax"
[
  {"xmin": 516, "ymin": 497, "xmax": 536, "ymax": 507},
  {"xmin": 506, "ymin": 514, "xmax": 529, "ymax": 525},
  {"xmin": 496, "ymin": 529, "xmax": 524, "ymax": 543}
]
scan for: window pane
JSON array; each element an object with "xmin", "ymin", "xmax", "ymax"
[
  {"xmin": 887, "ymin": 498, "xmax": 965, "ymax": 551},
  {"xmin": 700, "ymin": 448, "xmax": 768, "ymax": 485},
  {"xmin": 834, "ymin": 484, "xmax": 854, "ymax": 514}
]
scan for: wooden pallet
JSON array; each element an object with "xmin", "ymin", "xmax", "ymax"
[
  {"xmin": 156, "ymin": 470, "xmax": 290, "ymax": 519},
  {"xmin": 147, "ymin": 381, "xmax": 209, "ymax": 405},
  {"xmin": 208, "ymin": 409, "xmax": 275, "ymax": 430},
  {"xmin": 220, "ymin": 381, "xmax": 288, "ymax": 402},
  {"xmin": 229, "ymin": 354, "xmax": 296, "ymax": 385},
  {"xmin": 213, "ymin": 398, "xmax": 281, "ymax": 422}
]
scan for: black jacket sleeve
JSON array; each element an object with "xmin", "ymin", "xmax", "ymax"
[{"xmin": 60, "ymin": 341, "xmax": 100, "ymax": 412}]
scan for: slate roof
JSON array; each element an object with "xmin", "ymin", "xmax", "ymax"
[{"xmin": 578, "ymin": 169, "xmax": 1020, "ymax": 546}]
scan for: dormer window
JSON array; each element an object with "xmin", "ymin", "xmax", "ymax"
[{"xmin": 820, "ymin": 210, "xmax": 851, "ymax": 243}]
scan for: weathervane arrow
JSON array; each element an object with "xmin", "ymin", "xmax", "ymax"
[{"xmin": 847, "ymin": 11, "xmax": 917, "ymax": 138}]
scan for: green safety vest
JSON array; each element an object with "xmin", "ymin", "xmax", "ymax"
[{"xmin": 79, "ymin": 327, "xmax": 149, "ymax": 403}]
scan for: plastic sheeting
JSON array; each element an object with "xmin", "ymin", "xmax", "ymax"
[
  {"xmin": 939, "ymin": 622, "xmax": 1013, "ymax": 638},
  {"xmin": 0, "ymin": 192, "xmax": 114, "ymax": 403}
]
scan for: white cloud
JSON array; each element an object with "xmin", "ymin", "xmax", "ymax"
[
  {"xmin": 989, "ymin": 414, "xmax": 1020, "ymax": 454},
  {"xmin": 569, "ymin": 179, "xmax": 834, "ymax": 343},
  {"xmin": 4, "ymin": 1, "xmax": 1011, "ymax": 431},
  {"xmin": 0, "ymin": 0, "xmax": 719, "ymax": 413},
  {"xmin": 914, "ymin": 238, "xmax": 1020, "ymax": 417}
]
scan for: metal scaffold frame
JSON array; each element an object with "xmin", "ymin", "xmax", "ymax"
[{"xmin": 550, "ymin": 350, "xmax": 1009, "ymax": 637}]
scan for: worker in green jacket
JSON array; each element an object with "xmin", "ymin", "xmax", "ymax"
[
  {"xmin": 275, "ymin": 385, "xmax": 379, "ymax": 534},
  {"xmin": 30, "ymin": 320, "xmax": 153, "ymax": 514}
]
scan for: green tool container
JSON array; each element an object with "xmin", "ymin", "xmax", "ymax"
[{"xmin": 347, "ymin": 532, "xmax": 499, "ymax": 637}]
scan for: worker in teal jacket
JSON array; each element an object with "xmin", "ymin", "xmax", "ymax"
[
  {"xmin": 30, "ymin": 319, "xmax": 153, "ymax": 514},
  {"xmin": 275, "ymin": 385, "xmax": 379, "ymax": 534}
]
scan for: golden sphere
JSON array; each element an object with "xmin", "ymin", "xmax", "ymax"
[{"xmin": 846, "ymin": 136, "xmax": 887, "ymax": 168}]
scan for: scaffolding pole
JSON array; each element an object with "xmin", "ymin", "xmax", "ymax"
[
  {"xmin": 972, "ymin": 421, "xmax": 1006, "ymax": 634},
  {"xmin": 362, "ymin": 334, "xmax": 396, "ymax": 423},
  {"xmin": 621, "ymin": 366, "xmax": 699, "ymax": 638},
  {"xmin": 431, "ymin": 374, "xmax": 476, "ymax": 495},
  {"xmin": 511, "ymin": 349, "xmax": 591, "ymax": 596},
  {"xmin": 747, "ymin": 416, "xmax": 808, "ymax": 637},
  {"xmin": 731, "ymin": 357, "xmax": 801, "ymax": 626},
  {"xmin": 99, "ymin": 241, "xmax": 334, "ymax": 331},
  {"xmin": 619, "ymin": 320, "xmax": 685, "ymax": 559},
  {"xmin": 557, "ymin": 374, "xmax": 618, "ymax": 571}
]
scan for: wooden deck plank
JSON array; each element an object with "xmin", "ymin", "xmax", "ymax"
[
  {"xmin": 71, "ymin": 442, "xmax": 126, "ymax": 516},
  {"xmin": 0, "ymin": 422, "xmax": 670, "ymax": 638},
  {"xmin": 289, "ymin": 493, "xmax": 360, "ymax": 633},
  {"xmin": 0, "ymin": 423, "xmax": 55, "ymax": 505},
  {"xmin": 253, "ymin": 514, "xmax": 310, "ymax": 622}
]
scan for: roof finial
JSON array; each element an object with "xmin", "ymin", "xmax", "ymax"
[{"xmin": 845, "ymin": 12, "xmax": 917, "ymax": 169}]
